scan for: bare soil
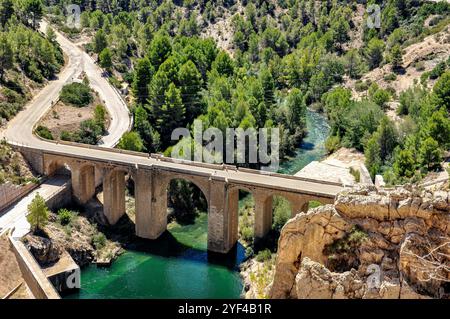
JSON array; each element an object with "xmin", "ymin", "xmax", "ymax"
[
  {"xmin": 323, "ymin": 147, "xmax": 366, "ymax": 168},
  {"xmin": 0, "ymin": 234, "xmax": 27, "ymax": 298},
  {"xmin": 345, "ymin": 26, "xmax": 450, "ymax": 104},
  {"xmin": 38, "ymin": 90, "xmax": 110, "ymax": 142}
]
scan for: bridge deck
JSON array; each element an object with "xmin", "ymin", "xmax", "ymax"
[{"xmin": 20, "ymin": 141, "xmax": 343, "ymax": 199}]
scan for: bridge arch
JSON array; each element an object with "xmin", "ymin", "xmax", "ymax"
[
  {"xmin": 44, "ymin": 159, "xmax": 72, "ymax": 176},
  {"xmin": 227, "ymin": 185, "xmax": 256, "ymax": 245},
  {"xmin": 164, "ymin": 175, "xmax": 209, "ymax": 225}
]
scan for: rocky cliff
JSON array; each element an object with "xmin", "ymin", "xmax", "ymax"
[{"xmin": 269, "ymin": 184, "xmax": 450, "ymax": 299}]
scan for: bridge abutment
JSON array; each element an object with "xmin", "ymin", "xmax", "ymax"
[{"xmin": 103, "ymin": 169, "xmax": 126, "ymax": 225}]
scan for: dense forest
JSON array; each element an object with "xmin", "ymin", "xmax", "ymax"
[
  {"xmin": 41, "ymin": 0, "xmax": 450, "ymax": 185},
  {"xmin": 0, "ymin": 0, "xmax": 63, "ymax": 122}
]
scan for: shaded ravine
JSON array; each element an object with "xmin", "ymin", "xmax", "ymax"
[{"xmin": 65, "ymin": 110, "xmax": 330, "ymax": 299}]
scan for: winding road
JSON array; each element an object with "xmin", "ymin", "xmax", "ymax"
[{"xmin": 0, "ymin": 21, "xmax": 131, "ymax": 235}]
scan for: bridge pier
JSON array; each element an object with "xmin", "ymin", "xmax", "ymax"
[
  {"xmin": 134, "ymin": 170, "xmax": 167, "ymax": 239},
  {"xmin": 254, "ymin": 191, "xmax": 272, "ymax": 242},
  {"xmin": 103, "ymin": 169, "xmax": 126, "ymax": 225},
  {"xmin": 71, "ymin": 164, "xmax": 95, "ymax": 204},
  {"xmin": 207, "ymin": 178, "xmax": 238, "ymax": 253}
]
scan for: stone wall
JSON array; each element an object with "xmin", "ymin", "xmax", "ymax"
[
  {"xmin": 8, "ymin": 236, "xmax": 60, "ymax": 299},
  {"xmin": 0, "ymin": 182, "xmax": 38, "ymax": 212},
  {"xmin": 12, "ymin": 146, "xmax": 44, "ymax": 175}
]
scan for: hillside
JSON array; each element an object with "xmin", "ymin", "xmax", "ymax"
[{"xmin": 0, "ymin": 1, "xmax": 63, "ymax": 126}]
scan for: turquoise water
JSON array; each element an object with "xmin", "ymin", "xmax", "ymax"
[
  {"xmin": 279, "ymin": 109, "xmax": 330, "ymax": 174},
  {"xmin": 65, "ymin": 110, "xmax": 329, "ymax": 299}
]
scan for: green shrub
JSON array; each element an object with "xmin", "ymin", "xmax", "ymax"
[
  {"xmin": 92, "ymin": 232, "xmax": 106, "ymax": 250},
  {"xmin": 74, "ymin": 119, "xmax": 103, "ymax": 145},
  {"xmin": 355, "ymin": 80, "xmax": 369, "ymax": 92},
  {"xmin": 272, "ymin": 196, "xmax": 291, "ymax": 233},
  {"xmin": 60, "ymin": 82, "xmax": 93, "ymax": 107},
  {"xmin": 60, "ymin": 130, "xmax": 72, "ymax": 141},
  {"xmin": 57, "ymin": 208, "xmax": 77, "ymax": 226},
  {"xmin": 325, "ymin": 135, "xmax": 340, "ymax": 154},
  {"xmin": 349, "ymin": 167, "xmax": 361, "ymax": 182},
  {"xmin": 384, "ymin": 73, "xmax": 397, "ymax": 82},
  {"xmin": 429, "ymin": 61, "xmax": 447, "ymax": 79},
  {"xmin": 308, "ymin": 200, "xmax": 322, "ymax": 209},
  {"xmin": 245, "ymin": 246, "xmax": 254, "ymax": 258},
  {"xmin": 256, "ymin": 249, "xmax": 272, "ymax": 262},
  {"xmin": 241, "ymin": 225, "xmax": 253, "ymax": 243},
  {"xmin": 35, "ymin": 125, "xmax": 53, "ymax": 140},
  {"xmin": 421, "ymin": 71, "xmax": 430, "ymax": 85},
  {"xmin": 414, "ymin": 61, "xmax": 425, "ymax": 71}
]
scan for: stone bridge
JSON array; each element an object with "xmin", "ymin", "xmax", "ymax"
[{"xmin": 18, "ymin": 145, "xmax": 343, "ymax": 254}]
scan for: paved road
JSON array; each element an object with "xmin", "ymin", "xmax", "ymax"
[
  {"xmin": 0, "ymin": 177, "xmax": 69, "ymax": 237},
  {"xmin": 0, "ymin": 21, "xmax": 130, "ymax": 236}
]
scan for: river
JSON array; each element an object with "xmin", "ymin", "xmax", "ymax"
[{"xmin": 65, "ymin": 110, "xmax": 330, "ymax": 299}]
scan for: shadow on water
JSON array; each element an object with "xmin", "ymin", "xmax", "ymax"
[
  {"xmin": 65, "ymin": 210, "xmax": 246, "ymax": 299},
  {"xmin": 299, "ymin": 141, "xmax": 315, "ymax": 151},
  {"xmin": 126, "ymin": 231, "xmax": 246, "ymax": 271}
]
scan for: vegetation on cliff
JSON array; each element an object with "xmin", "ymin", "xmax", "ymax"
[{"xmin": 0, "ymin": 140, "xmax": 37, "ymax": 185}]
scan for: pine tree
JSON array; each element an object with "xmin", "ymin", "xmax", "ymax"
[
  {"xmin": 390, "ymin": 44, "xmax": 403, "ymax": 71},
  {"xmin": 93, "ymin": 29, "xmax": 107, "ymax": 54},
  {"xmin": 158, "ymin": 83, "xmax": 185, "ymax": 145},
  {"xmin": 99, "ymin": 48, "xmax": 112, "ymax": 71},
  {"xmin": 178, "ymin": 60, "xmax": 202, "ymax": 122},
  {"xmin": 365, "ymin": 38, "xmax": 385, "ymax": 70},
  {"xmin": 0, "ymin": 34, "xmax": 13, "ymax": 80},
  {"xmin": 27, "ymin": 193, "xmax": 49, "ymax": 232},
  {"xmin": 419, "ymin": 137, "xmax": 442, "ymax": 170},
  {"xmin": 132, "ymin": 57, "xmax": 153, "ymax": 105},
  {"xmin": 148, "ymin": 34, "xmax": 172, "ymax": 70}
]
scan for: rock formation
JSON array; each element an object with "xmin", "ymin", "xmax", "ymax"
[{"xmin": 269, "ymin": 185, "xmax": 450, "ymax": 299}]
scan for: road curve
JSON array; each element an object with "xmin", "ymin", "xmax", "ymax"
[{"xmin": 0, "ymin": 20, "xmax": 131, "ymax": 148}]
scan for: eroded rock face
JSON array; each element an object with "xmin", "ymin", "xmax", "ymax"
[
  {"xmin": 24, "ymin": 215, "xmax": 96, "ymax": 268},
  {"xmin": 269, "ymin": 185, "xmax": 450, "ymax": 299},
  {"xmin": 24, "ymin": 235, "xmax": 62, "ymax": 266},
  {"xmin": 270, "ymin": 205, "xmax": 352, "ymax": 298}
]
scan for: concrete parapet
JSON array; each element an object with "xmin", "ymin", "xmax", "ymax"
[{"xmin": 8, "ymin": 237, "xmax": 60, "ymax": 299}]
